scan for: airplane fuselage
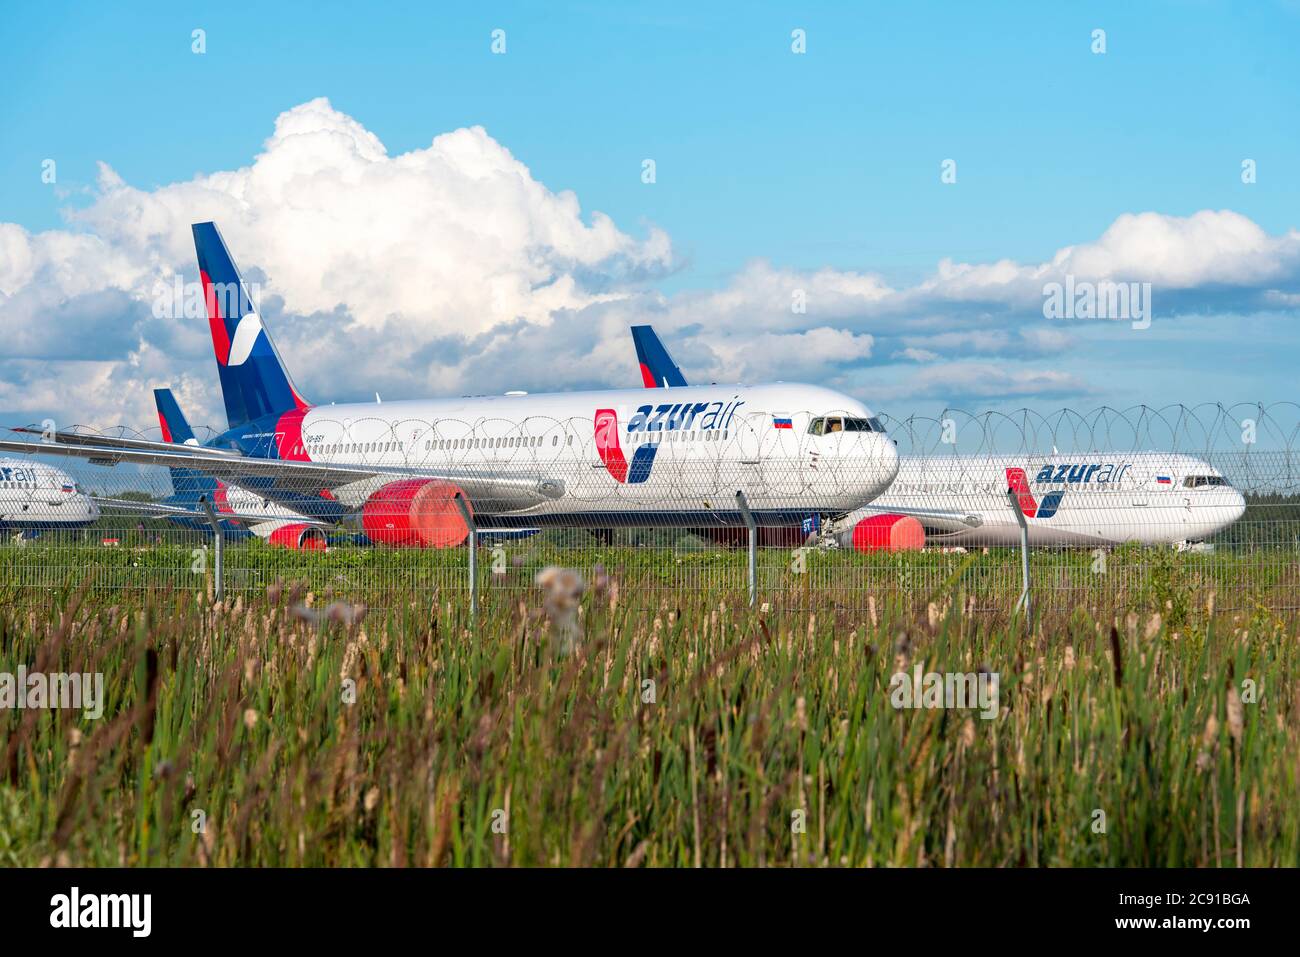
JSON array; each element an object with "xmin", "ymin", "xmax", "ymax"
[
  {"xmin": 0, "ymin": 459, "xmax": 100, "ymax": 531},
  {"xmin": 209, "ymin": 384, "xmax": 900, "ymax": 527},
  {"xmin": 842, "ymin": 452, "xmax": 1246, "ymax": 547}
]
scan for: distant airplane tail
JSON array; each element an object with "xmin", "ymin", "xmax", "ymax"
[
  {"xmin": 154, "ymin": 388, "xmax": 196, "ymax": 444},
  {"xmin": 192, "ymin": 222, "xmax": 310, "ymax": 431},
  {"xmin": 154, "ymin": 387, "xmax": 218, "ymax": 502},
  {"xmin": 631, "ymin": 325, "xmax": 689, "ymax": 388}
]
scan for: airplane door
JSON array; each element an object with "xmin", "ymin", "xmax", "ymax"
[{"xmin": 733, "ymin": 413, "xmax": 767, "ymax": 497}]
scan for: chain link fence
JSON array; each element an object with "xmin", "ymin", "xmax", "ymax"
[{"xmin": 2, "ymin": 402, "xmax": 1297, "ymax": 619}]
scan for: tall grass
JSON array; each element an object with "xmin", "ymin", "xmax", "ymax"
[
  {"xmin": 4, "ymin": 538, "xmax": 1300, "ymax": 620},
  {"xmin": 1, "ymin": 580, "xmax": 1296, "ymax": 866}
]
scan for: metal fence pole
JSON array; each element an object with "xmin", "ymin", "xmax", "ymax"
[
  {"xmin": 1005, "ymin": 487, "xmax": 1031, "ymax": 627},
  {"xmin": 453, "ymin": 493, "xmax": 477, "ymax": 622},
  {"xmin": 199, "ymin": 494, "xmax": 224, "ymax": 603},
  {"xmin": 735, "ymin": 490, "xmax": 758, "ymax": 608}
]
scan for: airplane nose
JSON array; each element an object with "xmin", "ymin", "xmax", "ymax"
[{"xmin": 1231, "ymin": 489, "xmax": 1246, "ymax": 522}]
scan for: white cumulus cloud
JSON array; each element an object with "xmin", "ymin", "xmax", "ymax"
[{"xmin": 1, "ymin": 98, "xmax": 1297, "ymax": 431}]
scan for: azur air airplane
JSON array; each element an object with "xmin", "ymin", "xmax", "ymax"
[
  {"xmin": 0, "ymin": 458, "xmax": 99, "ymax": 534},
  {"xmin": 629, "ymin": 325, "xmax": 1246, "ymax": 549},
  {"xmin": 1, "ymin": 224, "xmax": 901, "ymax": 546}
]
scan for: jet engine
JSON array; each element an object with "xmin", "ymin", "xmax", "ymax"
[
  {"xmin": 846, "ymin": 513, "xmax": 925, "ymax": 552},
  {"xmin": 360, "ymin": 479, "xmax": 472, "ymax": 548},
  {"xmin": 267, "ymin": 523, "xmax": 328, "ymax": 550}
]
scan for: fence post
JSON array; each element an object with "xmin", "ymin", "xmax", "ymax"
[
  {"xmin": 199, "ymin": 494, "xmax": 224, "ymax": 603},
  {"xmin": 1005, "ymin": 487, "xmax": 1031, "ymax": 628},
  {"xmin": 453, "ymin": 493, "xmax": 477, "ymax": 622},
  {"xmin": 735, "ymin": 490, "xmax": 758, "ymax": 608}
]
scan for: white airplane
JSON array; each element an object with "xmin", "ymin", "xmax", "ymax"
[
  {"xmin": 0, "ymin": 458, "xmax": 100, "ymax": 534},
  {"xmin": 831, "ymin": 452, "xmax": 1246, "ymax": 548},
  {"xmin": 629, "ymin": 325, "xmax": 1247, "ymax": 549},
  {"xmin": 0, "ymin": 223, "xmax": 901, "ymax": 544}
]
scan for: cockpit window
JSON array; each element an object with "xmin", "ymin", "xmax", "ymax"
[
  {"xmin": 808, "ymin": 416, "xmax": 885, "ymax": 436},
  {"xmin": 1183, "ymin": 475, "xmax": 1227, "ymax": 488}
]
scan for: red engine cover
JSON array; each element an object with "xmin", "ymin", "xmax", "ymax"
[
  {"xmin": 361, "ymin": 479, "xmax": 471, "ymax": 548},
  {"xmin": 267, "ymin": 523, "xmax": 327, "ymax": 550},
  {"xmin": 851, "ymin": 514, "xmax": 925, "ymax": 552}
]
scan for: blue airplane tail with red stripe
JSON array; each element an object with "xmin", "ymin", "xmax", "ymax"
[
  {"xmin": 192, "ymin": 222, "xmax": 309, "ymax": 431},
  {"xmin": 154, "ymin": 388, "xmax": 195, "ymax": 444},
  {"xmin": 631, "ymin": 325, "xmax": 689, "ymax": 388},
  {"xmin": 153, "ymin": 387, "xmax": 217, "ymax": 501}
]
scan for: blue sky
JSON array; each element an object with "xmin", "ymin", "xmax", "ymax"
[{"xmin": 1, "ymin": 0, "xmax": 1298, "ymax": 429}]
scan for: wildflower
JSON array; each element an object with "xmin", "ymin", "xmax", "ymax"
[
  {"xmin": 1196, "ymin": 712, "xmax": 1219, "ymax": 772},
  {"xmin": 1226, "ymin": 686, "xmax": 1244, "ymax": 744},
  {"xmin": 535, "ymin": 566, "xmax": 585, "ymax": 652}
]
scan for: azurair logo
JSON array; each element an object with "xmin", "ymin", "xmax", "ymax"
[
  {"xmin": 594, "ymin": 409, "xmax": 628, "ymax": 482},
  {"xmin": 1006, "ymin": 467, "xmax": 1064, "ymax": 518},
  {"xmin": 594, "ymin": 409, "xmax": 657, "ymax": 484}
]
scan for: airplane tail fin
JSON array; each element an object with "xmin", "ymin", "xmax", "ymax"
[
  {"xmin": 192, "ymin": 222, "xmax": 310, "ymax": 431},
  {"xmin": 154, "ymin": 388, "xmax": 196, "ymax": 445},
  {"xmin": 631, "ymin": 325, "xmax": 689, "ymax": 388},
  {"xmin": 154, "ymin": 387, "xmax": 216, "ymax": 500}
]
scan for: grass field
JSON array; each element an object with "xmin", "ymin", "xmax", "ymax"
[
  {"xmin": 4, "ymin": 531, "xmax": 1300, "ymax": 619},
  {"xmin": 1, "ymin": 569, "xmax": 1297, "ymax": 866}
]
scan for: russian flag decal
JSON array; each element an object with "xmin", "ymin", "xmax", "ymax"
[
  {"xmin": 1156, "ymin": 475, "xmax": 1172, "ymax": 484},
  {"xmin": 773, "ymin": 416, "xmax": 793, "ymax": 429}
]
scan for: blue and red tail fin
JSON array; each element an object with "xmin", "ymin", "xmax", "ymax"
[
  {"xmin": 631, "ymin": 325, "xmax": 689, "ymax": 388},
  {"xmin": 192, "ymin": 222, "xmax": 309, "ymax": 430},
  {"xmin": 154, "ymin": 388, "xmax": 195, "ymax": 445},
  {"xmin": 154, "ymin": 387, "xmax": 217, "ymax": 501}
]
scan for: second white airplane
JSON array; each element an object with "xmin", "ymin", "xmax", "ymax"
[{"xmin": 629, "ymin": 325, "xmax": 1246, "ymax": 548}]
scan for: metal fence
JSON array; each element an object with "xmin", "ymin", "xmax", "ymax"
[{"xmin": 2, "ymin": 402, "xmax": 1298, "ymax": 620}]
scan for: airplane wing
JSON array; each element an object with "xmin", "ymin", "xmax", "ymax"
[
  {"xmin": 0, "ymin": 434, "xmax": 565, "ymax": 511},
  {"xmin": 93, "ymin": 496, "xmax": 336, "ymax": 528},
  {"xmin": 9, "ymin": 426, "xmax": 236, "ymax": 460}
]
